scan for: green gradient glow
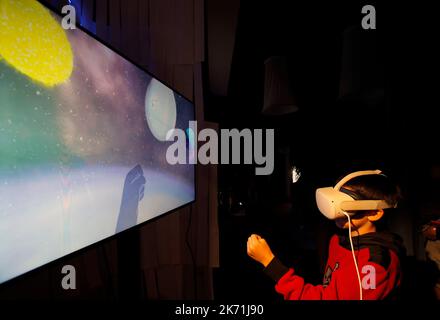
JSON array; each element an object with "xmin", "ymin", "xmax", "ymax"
[{"xmin": 0, "ymin": 62, "xmax": 74, "ymax": 170}]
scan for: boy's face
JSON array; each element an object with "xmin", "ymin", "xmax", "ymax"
[
  {"xmin": 334, "ymin": 185, "xmax": 384, "ymax": 231},
  {"xmin": 335, "ymin": 212, "xmax": 371, "ymax": 230}
]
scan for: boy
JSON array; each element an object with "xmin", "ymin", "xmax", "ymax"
[
  {"xmin": 247, "ymin": 170, "xmax": 405, "ymax": 300},
  {"xmin": 423, "ymin": 218, "xmax": 440, "ymax": 299}
]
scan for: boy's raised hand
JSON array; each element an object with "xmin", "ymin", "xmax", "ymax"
[{"xmin": 247, "ymin": 234, "xmax": 275, "ymax": 267}]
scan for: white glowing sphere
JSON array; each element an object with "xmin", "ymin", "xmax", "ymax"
[{"xmin": 145, "ymin": 79, "xmax": 177, "ymax": 141}]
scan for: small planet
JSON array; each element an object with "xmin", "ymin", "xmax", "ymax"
[{"xmin": 145, "ymin": 79, "xmax": 177, "ymax": 141}]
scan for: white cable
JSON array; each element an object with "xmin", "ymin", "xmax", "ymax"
[{"xmin": 341, "ymin": 211, "xmax": 363, "ymax": 300}]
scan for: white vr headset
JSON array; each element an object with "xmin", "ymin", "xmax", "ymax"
[{"xmin": 315, "ymin": 170, "xmax": 396, "ymax": 220}]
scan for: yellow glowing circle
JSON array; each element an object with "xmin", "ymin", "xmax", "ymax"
[{"xmin": 0, "ymin": 0, "xmax": 73, "ymax": 87}]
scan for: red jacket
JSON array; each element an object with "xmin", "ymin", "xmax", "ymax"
[{"xmin": 264, "ymin": 231, "xmax": 404, "ymax": 300}]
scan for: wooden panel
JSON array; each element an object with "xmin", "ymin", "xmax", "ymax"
[
  {"xmin": 141, "ymin": 269, "xmax": 160, "ymax": 299},
  {"xmin": 165, "ymin": 61, "xmax": 175, "ymax": 87},
  {"xmin": 174, "ymin": 0, "xmax": 194, "ymax": 65},
  {"xmin": 102, "ymin": 238, "xmax": 118, "ymax": 275},
  {"xmin": 207, "ymin": 123, "xmax": 220, "ymax": 268},
  {"xmin": 195, "ymin": 266, "xmax": 214, "ymax": 299},
  {"xmin": 96, "ymin": 0, "xmax": 110, "ymax": 43},
  {"xmin": 206, "ymin": 0, "xmax": 240, "ymax": 96},
  {"xmin": 155, "ymin": 210, "xmax": 182, "ymax": 265},
  {"xmin": 109, "ymin": 0, "xmax": 122, "ymax": 49},
  {"xmin": 139, "ymin": 222, "xmax": 159, "ymax": 269},
  {"xmin": 73, "ymin": 0, "xmax": 82, "ymax": 24},
  {"xmin": 179, "ymin": 206, "xmax": 194, "ymax": 266},
  {"xmin": 194, "ymin": 151, "xmax": 209, "ymax": 266},
  {"xmin": 121, "ymin": 0, "xmax": 140, "ymax": 63},
  {"xmin": 155, "ymin": 265, "xmax": 183, "ymax": 299},
  {"xmin": 182, "ymin": 122, "xmax": 219, "ymax": 268},
  {"xmin": 173, "ymin": 64, "xmax": 194, "ymax": 100},
  {"xmin": 194, "ymin": 62, "xmax": 204, "ymax": 121},
  {"xmin": 80, "ymin": 0, "xmax": 96, "ymax": 33},
  {"xmin": 194, "ymin": 0, "xmax": 205, "ymax": 62},
  {"xmin": 182, "ymin": 265, "xmax": 196, "ymax": 298},
  {"xmin": 82, "ymin": 249, "xmax": 103, "ymax": 289},
  {"xmin": 138, "ymin": 0, "xmax": 150, "ymax": 67},
  {"xmin": 148, "ymin": 0, "xmax": 174, "ymax": 82}
]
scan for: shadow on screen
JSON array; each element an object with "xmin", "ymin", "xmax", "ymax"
[{"xmin": 116, "ymin": 164, "xmax": 146, "ymax": 233}]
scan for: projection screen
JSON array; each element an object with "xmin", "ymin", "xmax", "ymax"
[{"xmin": 0, "ymin": 0, "xmax": 195, "ymax": 284}]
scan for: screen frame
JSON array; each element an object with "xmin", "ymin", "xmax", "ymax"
[{"xmin": 0, "ymin": 0, "xmax": 198, "ymax": 289}]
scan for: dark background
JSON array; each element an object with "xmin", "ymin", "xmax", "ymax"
[{"xmin": 206, "ymin": 0, "xmax": 438, "ymax": 300}]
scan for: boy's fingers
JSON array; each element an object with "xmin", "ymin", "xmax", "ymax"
[
  {"xmin": 250, "ymin": 239, "xmax": 260, "ymax": 252},
  {"xmin": 247, "ymin": 238, "xmax": 254, "ymax": 255},
  {"xmin": 250, "ymin": 234, "xmax": 264, "ymax": 244},
  {"xmin": 248, "ymin": 234, "xmax": 267, "ymax": 251}
]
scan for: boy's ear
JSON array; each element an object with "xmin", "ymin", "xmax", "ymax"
[{"xmin": 367, "ymin": 209, "xmax": 384, "ymax": 222}]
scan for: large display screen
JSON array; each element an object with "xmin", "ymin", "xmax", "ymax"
[{"xmin": 0, "ymin": 0, "xmax": 195, "ymax": 284}]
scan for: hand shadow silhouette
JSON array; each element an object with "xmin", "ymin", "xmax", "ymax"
[{"xmin": 115, "ymin": 164, "xmax": 146, "ymax": 233}]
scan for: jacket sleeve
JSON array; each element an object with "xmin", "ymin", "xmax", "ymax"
[
  {"xmin": 263, "ymin": 235, "xmax": 341, "ymax": 300},
  {"xmin": 264, "ymin": 251, "xmax": 401, "ymax": 300},
  {"xmin": 264, "ymin": 257, "xmax": 335, "ymax": 300}
]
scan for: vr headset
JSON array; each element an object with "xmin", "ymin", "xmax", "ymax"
[{"xmin": 315, "ymin": 170, "xmax": 396, "ymax": 220}]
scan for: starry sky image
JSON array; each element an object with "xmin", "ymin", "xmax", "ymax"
[{"xmin": 0, "ymin": 0, "xmax": 195, "ymax": 284}]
